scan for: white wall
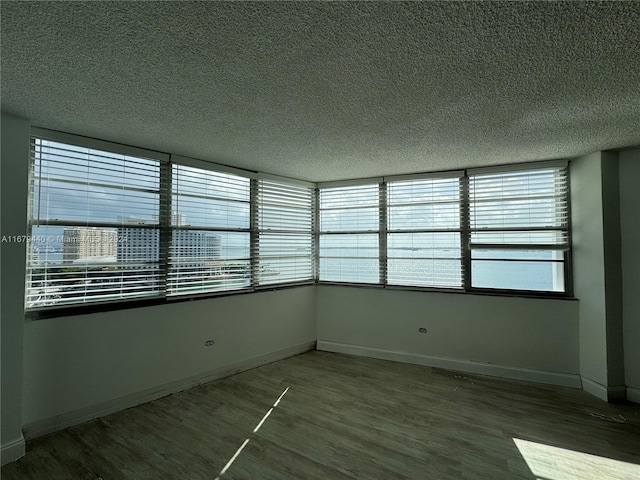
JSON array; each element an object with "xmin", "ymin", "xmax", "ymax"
[
  {"xmin": 619, "ymin": 148, "xmax": 640, "ymax": 401},
  {"xmin": 571, "ymin": 151, "xmax": 626, "ymax": 400},
  {"xmin": 1, "ymin": 113, "xmax": 30, "ymax": 464},
  {"xmin": 23, "ymin": 287, "xmax": 316, "ymax": 436},
  {"xmin": 571, "ymin": 153, "xmax": 609, "ymax": 387},
  {"xmin": 0, "ymin": 120, "xmax": 315, "ymax": 441},
  {"xmin": 317, "ymin": 286, "xmax": 580, "ymax": 385},
  {"xmin": 601, "ymin": 152, "xmax": 624, "ymax": 388}
]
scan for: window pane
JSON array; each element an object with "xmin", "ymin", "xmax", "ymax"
[
  {"xmin": 386, "ymin": 176, "xmax": 462, "ymax": 288},
  {"xmin": 319, "ymin": 183, "xmax": 380, "ymax": 284},
  {"xmin": 468, "ymin": 165, "xmax": 569, "ymax": 293},
  {"xmin": 320, "ymin": 234, "xmax": 379, "ymax": 258},
  {"xmin": 27, "ymin": 138, "xmax": 162, "ymax": 310},
  {"xmin": 168, "ymin": 230, "xmax": 250, "ymax": 295},
  {"xmin": 388, "ymin": 259, "xmax": 462, "ymax": 288},
  {"xmin": 388, "ymin": 232, "xmax": 461, "ymax": 258},
  {"xmin": 320, "ymin": 207, "xmax": 378, "ymax": 232},
  {"xmin": 256, "ymin": 179, "xmax": 314, "ymax": 285},
  {"xmin": 32, "ymin": 140, "xmax": 160, "ymax": 225},
  {"xmin": 320, "ymin": 258, "xmax": 379, "ymax": 283},
  {"xmin": 388, "ymin": 177, "xmax": 460, "ymax": 230},
  {"xmin": 172, "ymin": 165, "xmax": 250, "ymax": 229},
  {"xmin": 472, "ymin": 250, "xmax": 565, "ymax": 292},
  {"xmin": 26, "ymin": 225, "xmax": 161, "ymax": 308},
  {"xmin": 319, "ymin": 234, "xmax": 379, "ymax": 283},
  {"xmin": 320, "ymin": 184, "xmax": 379, "ymax": 232}
]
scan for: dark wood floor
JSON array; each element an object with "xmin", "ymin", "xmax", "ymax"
[{"xmin": 3, "ymin": 351, "xmax": 640, "ymax": 479}]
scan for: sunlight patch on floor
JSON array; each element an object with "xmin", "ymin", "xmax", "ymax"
[{"xmin": 513, "ymin": 438, "xmax": 640, "ymax": 480}]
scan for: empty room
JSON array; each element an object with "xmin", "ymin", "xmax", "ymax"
[{"xmin": 1, "ymin": 1, "xmax": 639, "ymax": 479}]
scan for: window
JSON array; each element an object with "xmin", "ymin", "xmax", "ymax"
[
  {"xmin": 317, "ymin": 162, "xmax": 570, "ymax": 294},
  {"xmin": 468, "ymin": 163, "xmax": 569, "ymax": 293},
  {"xmin": 255, "ymin": 176, "xmax": 315, "ymax": 286},
  {"xmin": 387, "ymin": 173, "xmax": 463, "ymax": 288},
  {"xmin": 25, "ymin": 129, "xmax": 572, "ymax": 314},
  {"xmin": 26, "ymin": 135, "xmax": 166, "ymax": 308},
  {"xmin": 319, "ymin": 182, "xmax": 380, "ymax": 283},
  {"xmin": 25, "ymin": 131, "xmax": 317, "ymax": 313},
  {"xmin": 169, "ymin": 162, "xmax": 251, "ymax": 295}
]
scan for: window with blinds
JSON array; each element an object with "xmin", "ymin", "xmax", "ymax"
[
  {"xmin": 26, "ymin": 130, "xmax": 574, "ymax": 313},
  {"xmin": 26, "ymin": 137, "xmax": 164, "ymax": 309},
  {"xmin": 169, "ymin": 164, "xmax": 251, "ymax": 295},
  {"xmin": 319, "ymin": 183, "xmax": 380, "ymax": 283},
  {"xmin": 387, "ymin": 174, "xmax": 463, "ymax": 288},
  {"xmin": 255, "ymin": 177, "xmax": 314, "ymax": 285},
  {"xmin": 468, "ymin": 163, "xmax": 569, "ymax": 292}
]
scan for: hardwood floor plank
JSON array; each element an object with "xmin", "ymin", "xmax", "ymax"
[{"xmin": 3, "ymin": 350, "xmax": 639, "ymax": 479}]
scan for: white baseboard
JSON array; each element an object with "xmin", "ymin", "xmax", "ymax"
[
  {"xmin": 627, "ymin": 387, "xmax": 640, "ymax": 404},
  {"xmin": 1, "ymin": 435, "xmax": 25, "ymax": 466},
  {"xmin": 317, "ymin": 341, "xmax": 581, "ymax": 388},
  {"xmin": 581, "ymin": 377, "xmax": 627, "ymax": 402},
  {"xmin": 24, "ymin": 341, "xmax": 316, "ymax": 440}
]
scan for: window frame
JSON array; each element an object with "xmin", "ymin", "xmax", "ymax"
[
  {"xmin": 385, "ymin": 171, "xmax": 465, "ymax": 290},
  {"xmin": 26, "ymin": 129, "xmax": 170, "ymax": 314},
  {"xmin": 317, "ymin": 162, "xmax": 573, "ymax": 298},
  {"xmin": 317, "ymin": 179, "xmax": 383, "ymax": 285},
  {"xmin": 464, "ymin": 161, "xmax": 572, "ymax": 297},
  {"xmin": 254, "ymin": 173, "xmax": 316, "ymax": 288},
  {"xmin": 25, "ymin": 128, "xmax": 574, "ymax": 320},
  {"xmin": 25, "ymin": 130, "xmax": 317, "ymax": 319}
]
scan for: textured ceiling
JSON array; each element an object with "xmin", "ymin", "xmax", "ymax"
[{"xmin": 2, "ymin": 1, "xmax": 640, "ymax": 182}]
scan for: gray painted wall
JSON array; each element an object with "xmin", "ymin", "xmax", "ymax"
[
  {"xmin": 1, "ymin": 113, "xmax": 29, "ymax": 462},
  {"xmin": 571, "ymin": 152, "xmax": 609, "ymax": 386},
  {"xmin": 601, "ymin": 152, "xmax": 625, "ymax": 387},
  {"xmin": 23, "ymin": 287, "xmax": 316, "ymax": 426},
  {"xmin": 619, "ymin": 148, "xmax": 640, "ymax": 392},
  {"xmin": 316, "ymin": 286, "xmax": 579, "ymax": 375}
]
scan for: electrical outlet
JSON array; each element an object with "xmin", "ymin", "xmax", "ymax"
[
  {"xmin": 205, "ymin": 340, "xmax": 215, "ymax": 347},
  {"xmin": 418, "ymin": 327, "xmax": 427, "ymax": 334}
]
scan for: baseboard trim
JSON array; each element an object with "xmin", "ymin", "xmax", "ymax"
[
  {"xmin": 581, "ymin": 377, "xmax": 627, "ymax": 402},
  {"xmin": 1, "ymin": 435, "xmax": 25, "ymax": 466},
  {"xmin": 24, "ymin": 340, "xmax": 316, "ymax": 440},
  {"xmin": 316, "ymin": 341, "xmax": 581, "ymax": 388},
  {"xmin": 627, "ymin": 387, "xmax": 640, "ymax": 404}
]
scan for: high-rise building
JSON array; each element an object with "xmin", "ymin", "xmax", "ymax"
[
  {"xmin": 62, "ymin": 227, "xmax": 117, "ymax": 263},
  {"xmin": 116, "ymin": 214, "xmax": 221, "ymax": 263}
]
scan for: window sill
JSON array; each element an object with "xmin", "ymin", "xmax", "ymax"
[
  {"xmin": 317, "ymin": 281, "xmax": 577, "ymax": 301},
  {"xmin": 25, "ymin": 281, "xmax": 315, "ymax": 320}
]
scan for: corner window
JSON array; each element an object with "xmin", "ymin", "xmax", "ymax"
[{"xmin": 255, "ymin": 177, "xmax": 315, "ymax": 286}]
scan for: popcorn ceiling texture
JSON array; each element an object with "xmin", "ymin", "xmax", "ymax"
[{"xmin": 2, "ymin": 1, "xmax": 639, "ymax": 181}]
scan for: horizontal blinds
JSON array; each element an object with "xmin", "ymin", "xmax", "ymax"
[
  {"xmin": 319, "ymin": 184, "xmax": 380, "ymax": 283},
  {"xmin": 169, "ymin": 165, "xmax": 251, "ymax": 295},
  {"xmin": 387, "ymin": 177, "xmax": 462, "ymax": 287},
  {"xmin": 172, "ymin": 165, "xmax": 250, "ymax": 229},
  {"xmin": 469, "ymin": 165, "xmax": 569, "ymax": 249},
  {"xmin": 26, "ymin": 137, "xmax": 163, "ymax": 309},
  {"xmin": 320, "ymin": 184, "xmax": 379, "ymax": 232},
  {"xmin": 256, "ymin": 179, "xmax": 314, "ymax": 285}
]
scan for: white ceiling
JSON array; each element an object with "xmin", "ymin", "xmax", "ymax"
[{"xmin": 2, "ymin": 1, "xmax": 639, "ymax": 182}]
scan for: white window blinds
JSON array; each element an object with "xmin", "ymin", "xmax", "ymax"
[
  {"xmin": 319, "ymin": 183, "xmax": 380, "ymax": 283},
  {"xmin": 169, "ymin": 164, "xmax": 251, "ymax": 295},
  {"xmin": 26, "ymin": 137, "xmax": 164, "ymax": 308},
  {"xmin": 386, "ymin": 174, "xmax": 463, "ymax": 288},
  {"xmin": 255, "ymin": 177, "xmax": 314, "ymax": 285},
  {"xmin": 468, "ymin": 163, "xmax": 569, "ymax": 292}
]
